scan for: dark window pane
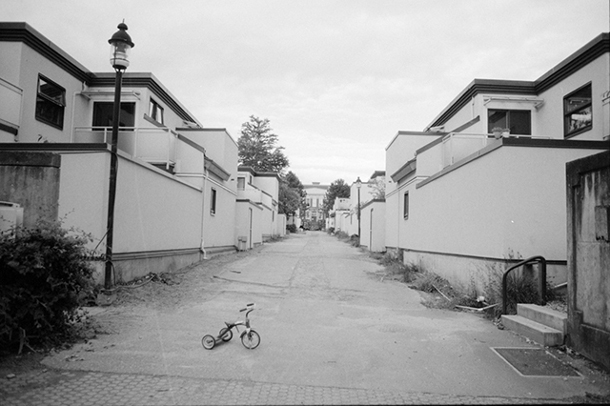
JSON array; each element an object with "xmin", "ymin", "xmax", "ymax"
[
  {"xmin": 564, "ymin": 85, "xmax": 592, "ymax": 114},
  {"xmin": 488, "ymin": 110, "xmax": 507, "ymax": 132},
  {"xmin": 92, "ymin": 102, "xmax": 135, "ymax": 127},
  {"xmin": 566, "ymin": 105, "xmax": 592, "ymax": 133},
  {"xmin": 488, "ymin": 109, "xmax": 531, "ymax": 135},
  {"xmin": 35, "ymin": 76, "xmax": 65, "ymax": 129},
  {"xmin": 509, "ymin": 110, "xmax": 531, "ymax": 135},
  {"xmin": 564, "ymin": 84, "xmax": 592, "ymax": 137}
]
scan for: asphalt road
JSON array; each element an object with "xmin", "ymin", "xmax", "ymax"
[{"xmin": 26, "ymin": 231, "xmax": 610, "ymax": 403}]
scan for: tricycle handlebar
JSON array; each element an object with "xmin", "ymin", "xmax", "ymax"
[{"xmin": 240, "ymin": 303, "xmax": 255, "ymax": 312}]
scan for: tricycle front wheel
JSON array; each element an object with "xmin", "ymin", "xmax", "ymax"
[
  {"xmin": 241, "ymin": 330, "xmax": 260, "ymax": 349},
  {"xmin": 202, "ymin": 334, "xmax": 216, "ymax": 350}
]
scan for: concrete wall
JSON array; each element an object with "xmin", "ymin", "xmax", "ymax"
[
  {"xmin": 0, "ymin": 151, "xmax": 60, "ymax": 227},
  {"xmin": 566, "ymin": 150, "xmax": 610, "ymax": 371},
  {"xmin": 56, "ymin": 149, "xmax": 205, "ymax": 284},
  {"xmin": 236, "ymin": 200, "xmax": 263, "ymax": 249},
  {"xmin": 398, "ymin": 141, "xmax": 606, "ymax": 292},
  {"xmin": 360, "ymin": 200, "xmax": 385, "ymax": 252}
]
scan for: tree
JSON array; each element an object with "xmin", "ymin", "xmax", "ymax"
[
  {"xmin": 238, "ymin": 116, "xmax": 289, "ymax": 173},
  {"xmin": 279, "ymin": 171, "xmax": 306, "ymax": 216},
  {"xmin": 371, "ymin": 176, "xmax": 386, "ymax": 199},
  {"xmin": 323, "ymin": 179, "xmax": 351, "ymax": 215}
]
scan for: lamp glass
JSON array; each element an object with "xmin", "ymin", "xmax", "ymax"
[{"xmin": 110, "ymin": 41, "xmax": 131, "ymax": 69}]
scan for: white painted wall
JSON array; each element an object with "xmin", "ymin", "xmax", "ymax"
[
  {"xmin": 360, "ymin": 200, "xmax": 385, "ymax": 252},
  {"xmin": 408, "ymin": 144, "xmax": 607, "ymax": 260},
  {"xmin": 536, "ymin": 54, "xmax": 609, "ymax": 140}
]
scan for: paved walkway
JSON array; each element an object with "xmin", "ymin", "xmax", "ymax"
[
  {"xmin": 2, "ymin": 369, "xmax": 565, "ymax": 405},
  {"xmin": 2, "ymin": 232, "xmax": 609, "ymax": 405}
]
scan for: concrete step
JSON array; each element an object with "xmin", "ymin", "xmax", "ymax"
[
  {"xmin": 517, "ymin": 303, "xmax": 567, "ymax": 335},
  {"xmin": 501, "ymin": 314, "xmax": 564, "ymax": 346}
]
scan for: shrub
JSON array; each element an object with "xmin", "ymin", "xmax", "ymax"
[
  {"xmin": 378, "ymin": 250, "xmax": 420, "ymax": 283},
  {"xmin": 0, "ymin": 220, "xmax": 96, "ymax": 353},
  {"xmin": 286, "ymin": 224, "xmax": 297, "ymax": 233}
]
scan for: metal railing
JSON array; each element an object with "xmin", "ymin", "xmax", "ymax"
[{"xmin": 501, "ymin": 255, "xmax": 547, "ymax": 314}]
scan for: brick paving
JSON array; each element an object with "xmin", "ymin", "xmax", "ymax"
[{"xmin": 1, "ymin": 369, "xmax": 570, "ymax": 405}]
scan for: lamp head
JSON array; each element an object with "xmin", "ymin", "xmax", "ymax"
[
  {"xmin": 356, "ymin": 177, "xmax": 362, "ymax": 189},
  {"xmin": 109, "ymin": 21, "xmax": 134, "ymax": 70}
]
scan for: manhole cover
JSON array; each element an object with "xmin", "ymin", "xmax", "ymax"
[{"xmin": 492, "ymin": 347, "xmax": 581, "ymax": 377}]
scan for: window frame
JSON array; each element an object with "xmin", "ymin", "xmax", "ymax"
[
  {"xmin": 35, "ymin": 75, "xmax": 66, "ymax": 129},
  {"xmin": 92, "ymin": 101, "xmax": 136, "ymax": 129},
  {"xmin": 487, "ymin": 109, "xmax": 531, "ymax": 135},
  {"xmin": 403, "ymin": 191, "xmax": 409, "ymax": 219},
  {"xmin": 148, "ymin": 98, "xmax": 164, "ymax": 125},
  {"xmin": 237, "ymin": 177, "xmax": 246, "ymax": 190},
  {"xmin": 563, "ymin": 82, "xmax": 592, "ymax": 138},
  {"xmin": 210, "ymin": 188, "xmax": 217, "ymax": 215}
]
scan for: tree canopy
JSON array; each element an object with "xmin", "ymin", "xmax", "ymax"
[
  {"xmin": 279, "ymin": 171, "xmax": 306, "ymax": 216},
  {"xmin": 237, "ymin": 116, "xmax": 289, "ymax": 173},
  {"xmin": 323, "ymin": 179, "xmax": 351, "ymax": 215}
]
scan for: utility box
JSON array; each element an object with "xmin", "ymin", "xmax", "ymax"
[
  {"xmin": 0, "ymin": 201, "xmax": 24, "ymax": 236},
  {"xmin": 237, "ymin": 236, "xmax": 248, "ymax": 251}
]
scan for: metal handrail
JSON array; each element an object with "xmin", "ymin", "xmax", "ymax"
[{"xmin": 501, "ymin": 255, "xmax": 546, "ymax": 314}]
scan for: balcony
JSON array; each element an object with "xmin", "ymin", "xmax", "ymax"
[
  {"xmin": 441, "ymin": 132, "xmax": 552, "ymax": 169},
  {"xmin": 441, "ymin": 132, "xmax": 490, "ymax": 168},
  {"xmin": 73, "ymin": 127, "xmax": 203, "ymax": 174}
]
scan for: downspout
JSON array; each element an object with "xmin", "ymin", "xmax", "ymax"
[{"xmin": 200, "ymin": 153, "xmax": 208, "ymax": 260}]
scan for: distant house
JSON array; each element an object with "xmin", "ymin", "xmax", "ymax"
[
  {"xmin": 0, "ymin": 22, "xmax": 238, "ymax": 283},
  {"xmin": 303, "ymin": 182, "xmax": 328, "ymax": 229},
  {"xmin": 236, "ymin": 166, "xmax": 283, "ymax": 249},
  {"xmin": 385, "ymin": 32, "xmax": 609, "ymax": 292}
]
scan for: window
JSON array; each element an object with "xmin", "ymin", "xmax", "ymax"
[
  {"xmin": 92, "ymin": 102, "xmax": 135, "ymax": 128},
  {"xmin": 35, "ymin": 75, "xmax": 65, "ymax": 129},
  {"xmin": 564, "ymin": 83, "xmax": 592, "ymax": 137},
  {"xmin": 237, "ymin": 177, "xmax": 245, "ymax": 190},
  {"xmin": 148, "ymin": 98, "xmax": 164, "ymax": 125},
  {"xmin": 403, "ymin": 191, "xmax": 409, "ymax": 219},
  {"xmin": 488, "ymin": 109, "xmax": 531, "ymax": 135},
  {"xmin": 210, "ymin": 188, "xmax": 217, "ymax": 215}
]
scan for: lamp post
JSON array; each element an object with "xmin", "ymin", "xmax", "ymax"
[
  {"xmin": 104, "ymin": 22, "xmax": 134, "ymax": 290},
  {"xmin": 356, "ymin": 177, "xmax": 362, "ymax": 243}
]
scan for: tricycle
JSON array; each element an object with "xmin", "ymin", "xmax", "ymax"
[{"xmin": 201, "ymin": 303, "xmax": 260, "ymax": 350}]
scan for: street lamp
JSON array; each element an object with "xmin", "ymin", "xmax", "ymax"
[
  {"xmin": 104, "ymin": 22, "xmax": 134, "ymax": 290},
  {"xmin": 356, "ymin": 177, "xmax": 362, "ymax": 243}
]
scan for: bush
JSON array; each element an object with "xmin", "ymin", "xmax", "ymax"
[
  {"xmin": 0, "ymin": 220, "xmax": 96, "ymax": 353},
  {"xmin": 378, "ymin": 250, "xmax": 420, "ymax": 283},
  {"xmin": 286, "ymin": 224, "xmax": 297, "ymax": 233}
]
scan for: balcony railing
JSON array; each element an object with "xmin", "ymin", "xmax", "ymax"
[
  {"xmin": 441, "ymin": 132, "xmax": 489, "ymax": 168},
  {"xmin": 441, "ymin": 132, "xmax": 552, "ymax": 169},
  {"xmin": 73, "ymin": 127, "xmax": 186, "ymax": 172}
]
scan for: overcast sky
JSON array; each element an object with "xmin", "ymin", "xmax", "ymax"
[{"xmin": 3, "ymin": 0, "xmax": 609, "ymax": 185}]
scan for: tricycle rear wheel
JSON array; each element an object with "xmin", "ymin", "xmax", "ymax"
[
  {"xmin": 202, "ymin": 334, "xmax": 216, "ymax": 350},
  {"xmin": 219, "ymin": 327, "xmax": 233, "ymax": 342}
]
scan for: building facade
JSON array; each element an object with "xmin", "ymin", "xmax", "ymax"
[
  {"xmin": 385, "ymin": 32, "xmax": 609, "ymax": 292},
  {"xmin": 0, "ymin": 22, "xmax": 241, "ymax": 283},
  {"xmin": 303, "ymin": 182, "xmax": 328, "ymax": 230}
]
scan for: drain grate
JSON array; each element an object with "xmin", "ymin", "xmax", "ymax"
[{"xmin": 492, "ymin": 347, "xmax": 581, "ymax": 377}]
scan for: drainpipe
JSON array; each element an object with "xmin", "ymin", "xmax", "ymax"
[{"xmin": 200, "ymin": 153, "xmax": 208, "ymax": 260}]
